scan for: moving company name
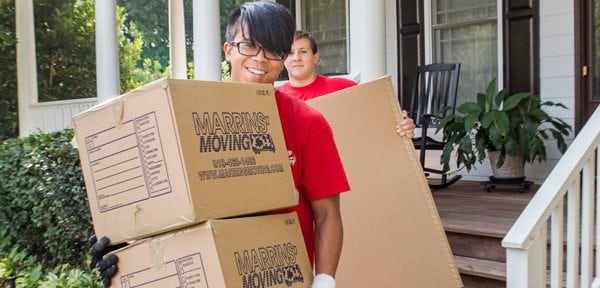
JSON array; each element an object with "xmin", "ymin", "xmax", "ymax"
[
  {"xmin": 234, "ymin": 243, "xmax": 305, "ymax": 287},
  {"xmin": 192, "ymin": 112, "xmax": 276, "ymax": 154}
]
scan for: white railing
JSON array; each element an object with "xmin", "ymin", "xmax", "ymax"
[
  {"xmin": 29, "ymin": 98, "xmax": 98, "ymax": 133},
  {"xmin": 502, "ymin": 107, "xmax": 600, "ymax": 287}
]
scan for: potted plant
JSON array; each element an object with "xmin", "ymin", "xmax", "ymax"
[{"xmin": 436, "ymin": 78, "xmax": 572, "ymax": 180}]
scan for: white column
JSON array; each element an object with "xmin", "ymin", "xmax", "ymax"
[
  {"xmin": 169, "ymin": 0, "xmax": 187, "ymax": 79},
  {"xmin": 349, "ymin": 0, "xmax": 386, "ymax": 82},
  {"xmin": 16, "ymin": 0, "xmax": 38, "ymax": 136},
  {"xmin": 95, "ymin": 0, "xmax": 120, "ymax": 102},
  {"xmin": 193, "ymin": 0, "xmax": 221, "ymax": 81}
]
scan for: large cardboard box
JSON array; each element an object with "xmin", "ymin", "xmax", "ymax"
[
  {"xmin": 73, "ymin": 79, "xmax": 297, "ymax": 243},
  {"xmin": 307, "ymin": 76, "xmax": 463, "ymax": 287},
  {"xmin": 110, "ymin": 212, "xmax": 312, "ymax": 288}
]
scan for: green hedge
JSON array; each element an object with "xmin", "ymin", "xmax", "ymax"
[{"xmin": 0, "ymin": 129, "xmax": 93, "ymax": 267}]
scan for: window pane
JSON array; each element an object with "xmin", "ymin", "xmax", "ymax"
[
  {"xmin": 593, "ymin": 0, "xmax": 600, "ymax": 101},
  {"xmin": 432, "ymin": 0, "xmax": 497, "ymax": 105},
  {"xmin": 305, "ymin": 0, "xmax": 347, "ymax": 75},
  {"xmin": 435, "ymin": 0, "xmax": 496, "ymax": 25}
]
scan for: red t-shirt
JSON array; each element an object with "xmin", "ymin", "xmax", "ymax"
[
  {"xmin": 273, "ymin": 90, "xmax": 350, "ymax": 265},
  {"xmin": 277, "ymin": 75, "xmax": 356, "ymax": 101}
]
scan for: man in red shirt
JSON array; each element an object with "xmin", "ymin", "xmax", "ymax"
[
  {"xmin": 92, "ymin": 3, "xmax": 348, "ymax": 288},
  {"xmin": 279, "ymin": 30, "xmax": 415, "ymax": 137}
]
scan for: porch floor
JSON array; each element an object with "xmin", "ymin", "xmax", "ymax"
[{"xmin": 433, "ymin": 180, "xmax": 536, "ymax": 237}]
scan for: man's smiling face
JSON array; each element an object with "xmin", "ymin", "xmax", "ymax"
[{"xmin": 224, "ymin": 28, "xmax": 286, "ymax": 84}]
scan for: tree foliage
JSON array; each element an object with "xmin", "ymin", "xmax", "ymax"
[
  {"xmin": 116, "ymin": 0, "xmax": 194, "ymax": 70},
  {"xmin": 0, "ymin": 1, "xmax": 18, "ymax": 140},
  {"xmin": 35, "ymin": 0, "xmax": 97, "ymax": 102}
]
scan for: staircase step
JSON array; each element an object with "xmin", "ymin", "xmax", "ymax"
[
  {"xmin": 447, "ymin": 232, "xmax": 505, "ymax": 262},
  {"xmin": 454, "ymin": 255, "xmax": 506, "ymax": 281}
]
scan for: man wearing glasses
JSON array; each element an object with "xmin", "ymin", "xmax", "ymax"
[
  {"xmin": 222, "ymin": 4, "xmax": 348, "ymax": 288},
  {"xmin": 92, "ymin": 2, "xmax": 403, "ymax": 288}
]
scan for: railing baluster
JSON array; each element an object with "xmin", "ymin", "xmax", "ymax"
[
  {"xmin": 582, "ymin": 157, "xmax": 595, "ymax": 287},
  {"xmin": 596, "ymin": 146, "xmax": 600, "ymax": 287},
  {"xmin": 550, "ymin": 199, "xmax": 564, "ymax": 288},
  {"xmin": 566, "ymin": 179, "xmax": 581, "ymax": 288}
]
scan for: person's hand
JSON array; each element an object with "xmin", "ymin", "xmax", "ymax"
[
  {"xmin": 311, "ymin": 273, "xmax": 336, "ymax": 288},
  {"xmin": 396, "ymin": 110, "xmax": 416, "ymax": 138},
  {"xmin": 89, "ymin": 235, "xmax": 125, "ymax": 287}
]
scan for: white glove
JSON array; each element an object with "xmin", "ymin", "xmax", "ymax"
[{"xmin": 311, "ymin": 273, "xmax": 336, "ymax": 288}]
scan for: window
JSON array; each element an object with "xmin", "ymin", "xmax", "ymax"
[
  {"xmin": 428, "ymin": 0, "xmax": 498, "ymax": 104},
  {"xmin": 277, "ymin": 0, "xmax": 348, "ymax": 76}
]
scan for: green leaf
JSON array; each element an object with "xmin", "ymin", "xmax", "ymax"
[
  {"xmin": 494, "ymin": 90, "xmax": 507, "ymax": 107},
  {"xmin": 493, "ymin": 111, "xmax": 510, "ymax": 136},
  {"xmin": 477, "ymin": 93, "xmax": 487, "ymax": 109},
  {"xmin": 480, "ymin": 111, "xmax": 494, "ymax": 128},
  {"xmin": 542, "ymin": 100, "xmax": 568, "ymax": 109},
  {"xmin": 503, "ymin": 92, "xmax": 530, "ymax": 111},
  {"xmin": 488, "ymin": 126, "xmax": 504, "ymax": 150},
  {"xmin": 486, "ymin": 78, "xmax": 498, "ymax": 108},
  {"xmin": 459, "ymin": 135, "xmax": 473, "ymax": 152},
  {"xmin": 464, "ymin": 114, "xmax": 479, "ymax": 133},
  {"xmin": 457, "ymin": 102, "xmax": 482, "ymax": 115}
]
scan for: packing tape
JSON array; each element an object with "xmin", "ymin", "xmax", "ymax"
[
  {"xmin": 148, "ymin": 236, "xmax": 166, "ymax": 269},
  {"xmin": 112, "ymin": 99, "xmax": 125, "ymax": 129},
  {"xmin": 128, "ymin": 204, "xmax": 198, "ymax": 239},
  {"xmin": 210, "ymin": 220, "xmax": 221, "ymax": 235}
]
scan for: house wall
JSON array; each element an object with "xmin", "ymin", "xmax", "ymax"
[
  {"xmin": 526, "ymin": 0, "xmax": 576, "ymax": 181},
  {"xmin": 382, "ymin": 0, "xmax": 576, "ymax": 183}
]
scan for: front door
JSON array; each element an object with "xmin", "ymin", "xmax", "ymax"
[{"xmin": 576, "ymin": 0, "xmax": 600, "ymax": 131}]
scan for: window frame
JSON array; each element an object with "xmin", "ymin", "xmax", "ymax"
[
  {"xmin": 423, "ymin": 0, "xmax": 504, "ymax": 91},
  {"xmin": 290, "ymin": 0, "xmax": 351, "ymax": 75}
]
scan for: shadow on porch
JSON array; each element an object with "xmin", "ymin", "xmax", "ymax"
[{"xmin": 433, "ymin": 180, "xmax": 538, "ymax": 288}]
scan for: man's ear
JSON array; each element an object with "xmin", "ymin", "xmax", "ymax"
[
  {"xmin": 223, "ymin": 42, "xmax": 232, "ymax": 61},
  {"xmin": 313, "ymin": 52, "xmax": 320, "ymax": 65}
]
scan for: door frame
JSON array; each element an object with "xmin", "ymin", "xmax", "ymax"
[{"xmin": 574, "ymin": 0, "xmax": 597, "ymax": 132}]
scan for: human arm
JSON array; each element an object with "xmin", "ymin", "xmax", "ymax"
[
  {"xmin": 310, "ymin": 195, "xmax": 343, "ymax": 288},
  {"xmin": 396, "ymin": 110, "xmax": 416, "ymax": 138}
]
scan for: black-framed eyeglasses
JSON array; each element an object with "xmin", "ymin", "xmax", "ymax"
[{"xmin": 229, "ymin": 41, "xmax": 285, "ymax": 61}]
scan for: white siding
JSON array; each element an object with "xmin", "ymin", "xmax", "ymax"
[
  {"xmin": 385, "ymin": 0, "xmax": 399, "ymax": 94},
  {"xmin": 536, "ymin": 0, "xmax": 576, "ymax": 181}
]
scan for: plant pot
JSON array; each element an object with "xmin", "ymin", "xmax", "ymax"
[{"xmin": 487, "ymin": 151, "xmax": 525, "ymax": 179}]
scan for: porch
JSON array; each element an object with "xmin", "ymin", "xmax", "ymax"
[{"xmin": 434, "ymin": 180, "xmax": 537, "ymax": 287}]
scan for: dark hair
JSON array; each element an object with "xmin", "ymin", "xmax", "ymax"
[
  {"xmin": 226, "ymin": 2, "xmax": 295, "ymax": 56},
  {"xmin": 294, "ymin": 30, "xmax": 318, "ymax": 54}
]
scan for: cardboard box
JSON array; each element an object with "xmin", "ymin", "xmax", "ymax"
[
  {"xmin": 110, "ymin": 212, "xmax": 313, "ymax": 288},
  {"xmin": 307, "ymin": 76, "xmax": 462, "ymax": 287},
  {"xmin": 73, "ymin": 79, "xmax": 297, "ymax": 243}
]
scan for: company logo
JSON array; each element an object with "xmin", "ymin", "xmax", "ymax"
[
  {"xmin": 234, "ymin": 243, "xmax": 305, "ymax": 287},
  {"xmin": 192, "ymin": 112, "xmax": 276, "ymax": 154}
]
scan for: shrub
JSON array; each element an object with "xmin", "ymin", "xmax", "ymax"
[
  {"xmin": 0, "ymin": 129, "xmax": 93, "ymax": 267},
  {"xmin": 0, "ymin": 247, "xmax": 102, "ymax": 287}
]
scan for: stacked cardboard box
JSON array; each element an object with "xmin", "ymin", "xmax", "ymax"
[
  {"xmin": 110, "ymin": 212, "xmax": 310, "ymax": 288},
  {"xmin": 73, "ymin": 79, "xmax": 313, "ymax": 287}
]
